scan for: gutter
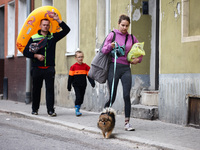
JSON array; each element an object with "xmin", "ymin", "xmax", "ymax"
[
  {"xmin": 25, "ymin": 0, "xmax": 31, "ymax": 104},
  {"xmin": 155, "ymin": 0, "xmax": 160, "ymax": 90}
]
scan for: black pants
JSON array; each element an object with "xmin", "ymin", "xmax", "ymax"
[
  {"xmin": 73, "ymin": 86, "xmax": 86, "ymax": 106},
  {"xmin": 104, "ymin": 63, "xmax": 132, "ymax": 118},
  {"xmin": 31, "ymin": 66, "xmax": 55, "ymax": 113}
]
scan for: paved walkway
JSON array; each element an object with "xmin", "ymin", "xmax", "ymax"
[{"xmin": 0, "ymin": 100, "xmax": 199, "ymax": 150}]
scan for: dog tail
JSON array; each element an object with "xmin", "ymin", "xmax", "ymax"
[{"xmin": 102, "ymin": 107, "xmax": 116, "ymax": 116}]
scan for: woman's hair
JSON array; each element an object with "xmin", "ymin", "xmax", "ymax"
[
  {"xmin": 75, "ymin": 50, "xmax": 83, "ymax": 57},
  {"xmin": 118, "ymin": 14, "xmax": 130, "ymax": 24}
]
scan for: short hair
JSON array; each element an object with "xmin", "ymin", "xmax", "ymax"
[
  {"xmin": 75, "ymin": 50, "xmax": 84, "ymax": 57},
  {"xmin": 118, "ymin": 14, "xmax": 130, "ymax": 24},
  {"xmin": 40, "ymin": 18, "xmax": 50, "ymax": 25}
]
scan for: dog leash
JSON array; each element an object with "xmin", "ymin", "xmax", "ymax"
[
  {"xmin": 109, "ymin": 35, "xmax": 129, "ymax": 107},
  {"xmin": 109, "ymin": 42, "xmax": 122, "ymax": 107}
]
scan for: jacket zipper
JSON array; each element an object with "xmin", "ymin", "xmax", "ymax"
[{"xmin": 44, "ymin": 43, "xmax": 48, "ymax": 67}]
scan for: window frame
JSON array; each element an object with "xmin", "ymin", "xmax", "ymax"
[
  {"xmin": 66, "ymin": 0, "xmax": 79, "ymax": 56},
  {"xmin": 181, "ymin": 0, "xmax": 200, "ymax": 42},
  {"xmin": 7, "ymin": 1, "xmax": 15, "ymax": 58}
]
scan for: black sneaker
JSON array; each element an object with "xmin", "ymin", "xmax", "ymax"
[
  {"xmin": 48, "ymin": 111, "xmax": 57, "ymax": 117},
  {"xmin": 32, "ymin": 111, "xmax": 38, "ymax": 115}
]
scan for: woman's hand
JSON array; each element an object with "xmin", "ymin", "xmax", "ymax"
[
  {"xmin": 130, "ymin": 57, "xmax": 140, "ymax": 64},
  {"xmin": 111, "ymin": 42, "xmax": 115, "ymax": 49}
]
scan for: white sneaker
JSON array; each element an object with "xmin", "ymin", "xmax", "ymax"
[{"xmin": 124, "ymin": 123, "xmax": 135, "ymax": 131}]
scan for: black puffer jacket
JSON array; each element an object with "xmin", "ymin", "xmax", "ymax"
[{"xmin": 23, "ymin": 21, "xmax": 70, "ymax": 67}]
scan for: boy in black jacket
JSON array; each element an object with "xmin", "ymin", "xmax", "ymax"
[{"xmin": 67, "ymin": 51, "xmax": 95, "ymax": 116}]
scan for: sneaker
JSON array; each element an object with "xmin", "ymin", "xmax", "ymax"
[
  {"xmin": 75, "ymin": 105, "xmax": 82, "ymax": 117},
  {"xmin": 48, "ymin": 111, "xmax": 57, "ymax": 117},
  {"xmin": 75, "ymin": 111, "xmax": 82, "ymax": 117},
  {"xmin": 31, "ymin": 111, "xmax": 38, "ymax": 115},
  {"xmin": 124, "ymin": 123, "xmax": 135, "ymax": 131}
]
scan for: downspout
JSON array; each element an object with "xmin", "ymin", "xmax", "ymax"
[
  {"xmin": 25, "ymin": 0, "xmax": 31, "ymax": 104},
  {"xmin": 155, "ymin": 0, "xmax": 160, "ymax": 90},
  {"xmin": 105, "ymin": 0, "xmax": 110, "ymax": 35}
]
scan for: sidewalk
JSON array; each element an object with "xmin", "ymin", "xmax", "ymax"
[{"xmin": 0, "ymin": 99, "xmax": 199, "ymax": 150}]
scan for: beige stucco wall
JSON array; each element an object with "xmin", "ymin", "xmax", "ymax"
[
  {"xmin": 110, "ymin": 0, "xmax": 151, "ymax": 75},
  {"xmin": 79, "ymin": 0, "xmax": 97, "ymax": 66},
  {"xmin": 34, "ymin": 0, "xmax": 41, "ymax": 9},
  {"xmin": 130, "ymin": 0, "xmax": 151, "ymax": 75},
  {"xmin": 54, "ymin": 0, "xmax": 68, "ymax": 75},
  {"xmin": 159, "ymin": 0, "xmax": 200, "ymax": 125},
  {"xmin": 160, "ymin": 0, "xmax": 200, "ymax": 74}
]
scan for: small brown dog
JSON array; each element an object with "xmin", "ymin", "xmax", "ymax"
[{"xmin": 97, "ymin": 107, "xmax": 116, "ymax": 138}]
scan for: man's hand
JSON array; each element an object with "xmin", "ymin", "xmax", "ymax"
[
  {"xmin": 51, "ymin": 12, "xmax": 62, "ymax": 24},
  {"xmin": 34, "ymin": 54, "xmax": 45, "ymax": 61}
]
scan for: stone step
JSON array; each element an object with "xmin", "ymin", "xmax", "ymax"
[
  {"xmin": 131, "ymin": 104, "xmax": 158, "ymax": 120},
  {"xmin": 140, "ymin": 90, "xmax": 158, "ymax": 106}
]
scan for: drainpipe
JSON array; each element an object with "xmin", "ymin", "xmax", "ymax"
[
  {"xmin": 155, "ymin": 0, "xmax": 160, "ymax": 90},
  {"xmin": 25, "ymin": 0, "xmax": 31, "ymax": 104}
]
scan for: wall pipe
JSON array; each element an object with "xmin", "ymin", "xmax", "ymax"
[
  {"xmin": 25, "ymin": 0, "xmax": 31, "ymax": 104},
  {"xmin": 155, "ymin": 0, "xmax": 160, "ymax": 90}
]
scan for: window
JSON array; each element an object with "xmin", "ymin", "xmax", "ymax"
[
  {"xmin": 182, "ymin": 0, "xmax": 200, "ymax": 42},
  {"xmin": 66, "ymin": 0, "xmax": 79, "ymax": 56},
  {"xmin": 17, "ymin": 0, "xmax": 27, "ymax": 56},
  {"xmin": 96, "ymin": 0, "xmax": 110, "ymax": 52},
  {"xmin": 42, "ymin": 0, "xmax": 53, "ymax": 6},
  {"xmin": 7, "ymin": 1, "xmax": 15, "ymax": 58}
]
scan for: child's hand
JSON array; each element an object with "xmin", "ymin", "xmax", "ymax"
[
  {"xmin": 67, "ymin": 87, "xmax": 71, "ymax": 91},
  {"xmin": 91, "ymin": 83, "xmax": 95, "ymax": 88}
]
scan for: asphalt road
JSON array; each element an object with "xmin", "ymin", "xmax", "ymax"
[{"xmin": 0, "ymin": 112, "xmax": 160, "ymax": 150}]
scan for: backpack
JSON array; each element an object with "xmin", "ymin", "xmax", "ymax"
[
  {"xmin": 88, "ymin": 31, "xmax": 116, "ymax": 84},
  {"xmin": 88, "ymin": 32, "xmax": 134, "ymax": 84}
]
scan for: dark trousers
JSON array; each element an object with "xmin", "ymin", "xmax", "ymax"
[
  {"xmin": 31, "ymin": 66, "xmax": 55, "ymax": 113},
  {"xmin": 73, "ymin": 86, "xmax": 86, "ymax": 106},
  {"xmin": 104, "ymin": 63, "xmax": 132, "ymax": 118}
]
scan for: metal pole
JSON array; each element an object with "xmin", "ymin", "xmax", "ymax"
[
  {"xmin": 25, "ymin": 0, "xmax": 31, "ymax": 104},
  {"xmin": 155, "ymin": 0, "xmax": 160, "ymax": 90},
  {"xmin": 3, "ymin": 77, "xmax": 8, "ymax": 100}
]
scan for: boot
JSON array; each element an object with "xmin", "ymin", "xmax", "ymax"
[{"xmin": 75, "ymin": 105, "xmax": 82, "ymax": 116}]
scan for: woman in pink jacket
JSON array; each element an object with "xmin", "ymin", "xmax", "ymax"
[{"xmin": 101, "ymin": 14, "xmax": 143, "ymax": 131}]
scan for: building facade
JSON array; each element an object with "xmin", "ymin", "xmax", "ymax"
[{"xmin": 1, "ymin": 0, "xmax": 199, "ymax": 126}]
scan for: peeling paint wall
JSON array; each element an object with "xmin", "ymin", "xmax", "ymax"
[{"xmin": 159, "ymin": 0, "xmax": 200, "ymax": 125}]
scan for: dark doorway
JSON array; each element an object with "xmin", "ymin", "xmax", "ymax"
[{"xmin": 188, "ymin": 96, "xmax": 200, "ymax": 128}]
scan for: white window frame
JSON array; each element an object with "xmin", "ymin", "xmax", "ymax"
[
  {"xmin": 7, "ymin": 1, "xmax": 15, "ymax": 58},
  {"xmin": 17, "ymin": 0, "xmax": 27, "ymax": 56},
  {"xmin": 95, "ymin": 0, "xmax": 110, "ymax": 53},
  {"xmin": 182, "ymin": 0, "xmax": 200, "ymax": 42},
  {"xmin": 105, "ymin": 0, "xmax": 111, "ymax": 36},
  {"xmin": 66, "ymin": 0, "xmax": 79, "ymax": 56},
  {"xmin": 42, "ymin": 0, "xmax": 53, "ymax": 6}
]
